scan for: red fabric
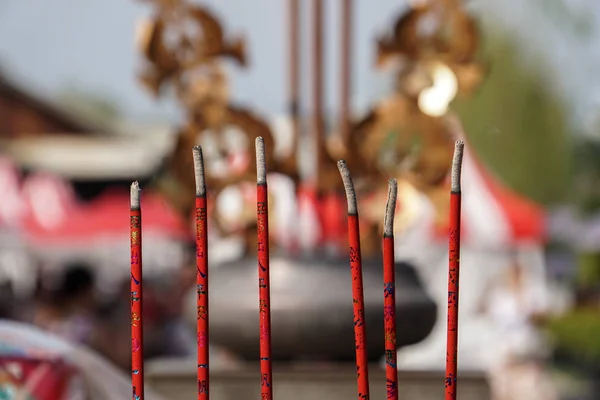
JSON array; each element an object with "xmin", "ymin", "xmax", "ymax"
[
  {"xmin": 296, "ymin": 185, "xmax": 322, "ymax": 245},
  {"xmin": 319, "ymin": 192, "xmax": 347, "ymax": 248},
  {"xmin": 295, "ymin": 186, "xmax": 351, "ymax": 251},
  {"xmin": 0, "ymin": 356, "xmax": 77, "ymax": 399}
]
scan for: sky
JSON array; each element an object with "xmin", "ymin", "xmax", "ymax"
[{"xmin": 0, "ymin": 0, "xmax": 599, "ymax": 131}]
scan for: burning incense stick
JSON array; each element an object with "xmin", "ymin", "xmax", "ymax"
[
  {"xmin": 256, "ymin": 137, "xmax": 273, "ymax": 400},
  {"xmin": 130, "ymin": 181, "xmax": 144, "ymax": 400},
  {"xmin": 383, "ymin": 178, "xmax": 398, "ymax": 400},
  {"xmin": 338, "ymin": 160, "xmax": 370, "ymax": 400},
  {"xmin": 445, "ymin": 140, "xmax": 464, "ymax": 400},
  {"xmin": 193, "ymin": 146, "xmax": 210, "ymax": 399}
]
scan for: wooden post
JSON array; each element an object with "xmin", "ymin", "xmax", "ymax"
[
  {"xmin": 312, "ymin": 0, "xmax": 324, "ymax": 189},
  {"xmin": 339, "ymin": 0, "xmax": 353, "ymax": 147}
]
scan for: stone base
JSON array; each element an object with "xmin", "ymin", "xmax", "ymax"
[{"xmin": 146, "ymin": 358, "xmax": 490, "ymax": 400}]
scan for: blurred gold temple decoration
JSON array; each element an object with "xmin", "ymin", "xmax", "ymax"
[
  {"xmin": 343, "ymin": 0, "xmax": 487, "ymax": 231},
  {"xmin": 136, "ymin": 0, "xmax": 298, "ymax": 245},
  {"xmin": 136, "ymin": 1, "xmax": 247, "ymax": 97},
  {"xmin": 135, "ymin": 0, "xmax": 487, "ymax": 255}
]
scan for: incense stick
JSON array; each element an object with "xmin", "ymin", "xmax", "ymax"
[
  {"xmin": 338, "ymin": 160, "xmax": 370, "ymax": 400},
  {"xmin": 130, "ymin": 181, "xmax": 144, "ymax": 400},
  {"xmin": 256, "ymin": 137, "xmax": 273, "ymax": 400},
  {"xmin": 383, "ymin": 178, "xmax": 398, "ymax": 400},
  {"xmin": 445, "ymin": 140, "xmax": 464, "ymax": 400},
  {"xmin": 193, "ymin": 146, "xmax": 210, "ymax": 399}
]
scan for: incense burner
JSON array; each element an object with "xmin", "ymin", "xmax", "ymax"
[{"xmin": 199, "ymin": 255, "xmax": 436, "ymax": 362}]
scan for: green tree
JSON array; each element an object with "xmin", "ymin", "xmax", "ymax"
[{"xmin": 453, "ymin": 33, "xmax": 572, "ymax": 205}]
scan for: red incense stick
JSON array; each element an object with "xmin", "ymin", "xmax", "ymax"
[
  {"xmin": 130, "ymin": 181, "xmax": 144, "ymax": 400},
  {"xmin": 383, "ymin": 179, "xmax": 398, "ymax": 400},
  {"xmin": 445, "ymin": 140, "xmax": 464, "ymax": 400},
  {"xmin": 338, "ymin": 160, "xmax": 370, "ymax": 400},
  {"xmin": 193, "ymin": 146, "xmax": 210, "ymax": 399},
  {"xmin": 256, "ymin": 137, "xmax": 273, "ymax": 400}
]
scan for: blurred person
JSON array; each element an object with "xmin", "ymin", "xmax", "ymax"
[
  {"xmin": 143, "ymin": 265, "xmax": 197, "ymax": 358},
  {"xmin": 32, "ymin": 263, "xmax": 97, "ymax": 347},
  {"xmin": 91, "ymin": 289, "xmax": 134, "ymax": 371},
  {"xmin": 92, "ymin": 266, "xmax": 197, "ymax": 371},
  {"xmin": 0, "ymin": 282, "xmax": 16, "ymax": 321},
  {"xmin": 482, "ymin": 258, "xmax": 558, "ymax": 400}
]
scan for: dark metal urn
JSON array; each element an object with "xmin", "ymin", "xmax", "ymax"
[{"xmin": 208, "ymin": 254, "xmax": 437, "ymax": 362}]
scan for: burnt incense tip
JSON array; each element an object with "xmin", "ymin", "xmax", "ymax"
[
  {"xmin": 384, "ymin": 178, "xmax": 398, "ymax": 237},
  {"xmin": 255, "ymin": 136, "xmax": 266, "ymax": 185},
  {"xmin": 192, "ymin": 145, "xmax": 206, "ymax": 196},
  {"xmin": 451, "ymin": 140, "xmax": 465, "ymax": 193},
  {"xmin": 337, "ymin": 160, "xmax": 357, "ymax": 215},
  {"xmin": 130, "ymin": 181, "xmax": 141, "ymax": 209}
]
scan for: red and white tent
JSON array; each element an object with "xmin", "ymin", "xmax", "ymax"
[
  {"xmin": 390, "ymin": 140, "xmax": 550, "ymax": 371},
  {"xmin": 21, "ymin": 187, "xmax": 191, "ymax": 281},
  {"xmin": 0, "ymin": 162, "xmax": 191, "ymax": 281},
  {"xmin": 279, "ymin": 143, "xmax": 546, "ymax": 253},
  {"xmin": 430, "ymin": 140, "xmax": 546, "ymax": 248},
  {"xmin": 21, "ymin": 188, "xmax": 190, "ymax": 246}
]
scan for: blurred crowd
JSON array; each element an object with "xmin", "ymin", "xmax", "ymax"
[{"xmin": 0, "ymin": 260, "xmax": 197, "ymax": 372}]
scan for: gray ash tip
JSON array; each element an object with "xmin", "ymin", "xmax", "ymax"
[
  {"xmin": 130, "ymin": 181, "xmax": 141, "ymax": 209},
  {"xmin": 337, "ymin": 160, "xmax": 357, "ymax": 215},
  {"xmin": 255, "ymin": 136, "xmax": 266, "ymax": 184},
  {"xmin": 192, "ymin": 145, "xmax": 206, "ymax": 196},
  {"xmin": 451, "ymin": 140, "xmax": 465, "ymax": 193},
  {"xmin": 384, "ymin": 178, "xmax": 398, "ymax": 236}
]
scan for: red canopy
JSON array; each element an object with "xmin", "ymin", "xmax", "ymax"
[{"xmin": 23, "ymin": 189, "xmax": 191, "ymax": 246}]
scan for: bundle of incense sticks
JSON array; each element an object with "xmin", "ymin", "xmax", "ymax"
[
  {"xmin": 129, "ymin": 138, "xmax": 465, "ymax": 400},
  {"xmin": 337, "ymin": 139, "xmax": 465, "ymax": 400}
]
